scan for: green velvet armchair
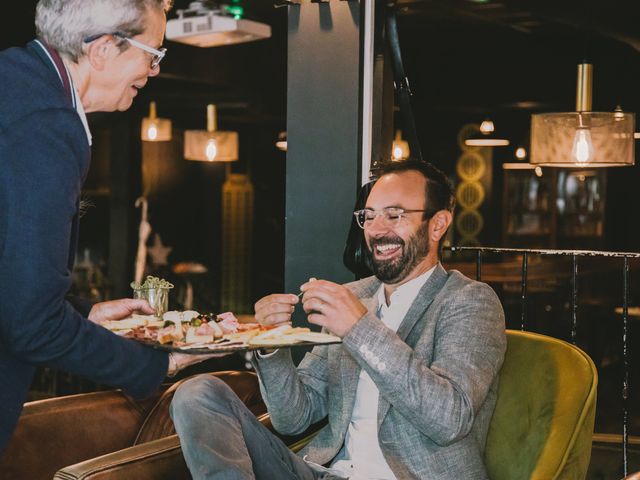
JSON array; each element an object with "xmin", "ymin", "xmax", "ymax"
[
  {"xmin": 484, "ymin": 329, "xmax": 598, "ymax": 480},
  {"xmin": 289, "ymin": 329, "xmax": 598, "ymax": 479}
]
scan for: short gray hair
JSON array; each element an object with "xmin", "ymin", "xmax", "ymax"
[{"xmin": 35, "ymin": 0, "xmax": 173, "ymax": 62}]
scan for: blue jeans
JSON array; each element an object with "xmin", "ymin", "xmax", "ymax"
[{"xmin": 170, "ymin": 375, "xmax": 345, "ymax": 480}]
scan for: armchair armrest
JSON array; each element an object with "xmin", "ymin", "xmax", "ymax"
[
  {"xmin": 53, "ymin": 412, "xmax": 327, "ymax": 479},
  {"xmin": 54, "ymin": 434, "xmax": 188, "ymax": 480}
]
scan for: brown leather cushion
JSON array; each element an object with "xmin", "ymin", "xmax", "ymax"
[
  {"xmin": 0, "ymin": 389, "xmax": 164, "ymax": 480},
  {"xmin": 135, "ymin": 370, "xmax": 264, "ymax": 444},
  {"xmin": 1, "ymin": 371, "xmax": 263, "ymax": 480}
]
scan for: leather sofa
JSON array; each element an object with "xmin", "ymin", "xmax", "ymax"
[{"xmin": 0, "ymin": 370, "xmax": 266, "ymax": 480}]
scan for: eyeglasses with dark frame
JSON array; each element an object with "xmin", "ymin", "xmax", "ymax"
[
  {"xmin": 83, "ymin": 32, "xmax": 167, "ymax": 70},
  {"xmin": 353, "ymin": 207, "xmax": 431, "ymax": 229}
]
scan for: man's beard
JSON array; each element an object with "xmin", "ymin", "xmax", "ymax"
[{"xmin": 365, "ymin": 222, "xmax": 430, "ymax": 284}]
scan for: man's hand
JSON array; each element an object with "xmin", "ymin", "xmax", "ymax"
[
  {"xmin": 88, "ymin": 298, "xmax": 155, "ymax": 324},
  {"xmin": 168, "ymin": 352, "xmax": 229, "ymax": 377},
  {"xmin": 254, "ymin": 293, "xmax": 300, "ymax": 326},
  {"xmin": 300, "ymin": 279, "xmax": 367, "ymax": 338}
]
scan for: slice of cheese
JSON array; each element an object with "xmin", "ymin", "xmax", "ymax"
[
  {"xmin": 248, "ymin": 335, "xmax": 298, "ymax": 346},
  {"xmin": 250, "ymin": 324, "xmax": 292, "ymax": 342},
  {"xmin": 185, "ymin": 327, "xmax": 214, "ymax": 345},
  {"xmin": 285, "ymin": 332, "xmax": 341, "ymax": 343}
]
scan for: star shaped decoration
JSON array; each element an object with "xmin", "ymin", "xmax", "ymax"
[{"xmin": 148, "ymin": 233, "xmax": 173, "ymax": 266}]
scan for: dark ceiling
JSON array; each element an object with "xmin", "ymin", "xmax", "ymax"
[
  {"xmin": 3, "ymin": 0, "xmax": 640, "ymax": 135},
  {"xmin": 396, "ymin": 0, "xmax": 640, "ymax": 53}
]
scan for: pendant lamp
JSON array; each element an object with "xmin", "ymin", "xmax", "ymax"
[
  {"xmin": 464, "ymin": 119, "xmax": 510, "ymax": 147},
  {"xmin": 141, "ymin": 101, "xmax": 172, "ymax": 141},
  {"xmin": 275, "ymin": 131, "xmax": 287, "ymax": 151},
  {"xmin": 530, "ymin": 64, "xmax": 635, "ymax": 167},
  {"xmin": 391, "ymin": 130, "xmax": 410, "ymax": 161},
  {"xmin": 184, "ymin": 104, "xmax": 238, "ymax": 162}
]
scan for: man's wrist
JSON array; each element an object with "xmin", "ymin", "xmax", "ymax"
[{"xmin": 167, "ymin": 352, "xmax": 178, "ymax": 377}]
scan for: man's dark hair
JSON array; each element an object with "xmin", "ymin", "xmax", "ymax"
[{"xmin": 374, "ymin": 159, "xmax": 456, "ymax": 255}]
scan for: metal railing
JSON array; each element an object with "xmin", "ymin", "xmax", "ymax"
[{"xmin": 448, "ymin": 246, "xmax": 640, "ymax": 477}]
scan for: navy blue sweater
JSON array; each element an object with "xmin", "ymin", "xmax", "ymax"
[{"xmin": 0, "ymin": 41, "xmax": 168, "ymax": 452}]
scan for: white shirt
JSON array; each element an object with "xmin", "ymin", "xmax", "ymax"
[{"xmin": 323, "ymin": 265, "xmax": 436, "ymax": 480}]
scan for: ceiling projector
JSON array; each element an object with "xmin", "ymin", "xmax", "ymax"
[{"xmin": 166, "ymin": 1, "xmax": 272, "ymax": 47}]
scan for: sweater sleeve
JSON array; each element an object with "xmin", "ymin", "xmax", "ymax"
[{"xmin": 0, "ymin": 108, "xmax": 167, "ymax": 398}]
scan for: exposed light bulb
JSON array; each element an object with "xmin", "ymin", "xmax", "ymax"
[
  {"xmin": 392, "ymin": 145, "xmax": 404, "ymax": 160},
  {"xmin": 534, "ymin": 166, "xmax": 543, "ymax": 177},
  {"xmin": 205, "ymin": 138, "xmax": 218, "ymax": 161},
  {"xmin": 614, "ymin": 105, "xmax": 625, "ymax": 121},
  {"xmin": 515, "ymin": 147, "xmax": 527, "ymax": 160},
  {"xmin": 571, "ymin": 128, "xmax": 595, "ymax": 163},
  {"xmin": 147, "ymin": 123, "xmax": 158, "ymax": 141},
  {"xmin": 479, "ymin": 120, "xmax": 495, "ymax": 134}
]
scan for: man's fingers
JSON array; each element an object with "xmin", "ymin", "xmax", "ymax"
[
  {"xmin": 301, "ymin": 279, "xmax": 337, "ymax": 292},
  {"xmin": 128, "ymin": 298, "xmax": 154, "ymax": 314},
  {"xmin": 261, "ymin": 314, "xmax": 293, "ymax": 326},
  {"xmin": 302, "ymin": 298, "xmax": 326, "ymax": 314},
  {"xmin": 306, "ymin": 313, "xmax": 327, "ymax": 328}
]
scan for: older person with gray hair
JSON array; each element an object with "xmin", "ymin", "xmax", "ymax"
[{"xmin": 0, "ymin": 0, "xmax": 210, "ymax": 452}]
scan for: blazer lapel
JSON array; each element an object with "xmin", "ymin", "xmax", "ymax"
[
  {"xmin": 396, "ymin": 263, "xmax": 448, "ymax": 341},
  {"xmin": 377, "ymin": 264, "xmax": 449, "ymax": 427}
]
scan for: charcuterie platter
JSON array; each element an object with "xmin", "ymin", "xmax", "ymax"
[{"xmin": 100, "ymin": 310, "xmax": 341, "ymax": 354}]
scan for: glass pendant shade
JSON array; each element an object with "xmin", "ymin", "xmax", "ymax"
[
  {"xmin": 391, "ymin": 130, "xmax": 410, "ymax": 160},
  {"xmin": 530, "ymin": 64, "xmax": 635, "ymax": 167},
  {"xmin": 531, "ymin": 112, "xmax": 634, "ymax": 167},
  {"xmin": 141, "ymin": 101, "xmax": 172, "ymax": 141},
  {"xmin": 184, "ymin": 104, "xmax": 238, "ymax": 162}
]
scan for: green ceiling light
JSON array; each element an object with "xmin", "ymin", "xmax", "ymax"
[
  {"xmin": 530, "ymin": 64, "xmax": 635, "ymax": 167},
  {"xmin": 224, "ymin": 4, "xmax": 244, "ymax": 20}
]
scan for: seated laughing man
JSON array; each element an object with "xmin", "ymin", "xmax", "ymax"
[{"xmin": 170, "ymin": 160, "xmax": 507, "ymax": 480}]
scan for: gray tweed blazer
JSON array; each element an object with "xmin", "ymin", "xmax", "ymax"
[{"xmin": 253, "ymin": 264, "xmax": 506, "ymax": 479}]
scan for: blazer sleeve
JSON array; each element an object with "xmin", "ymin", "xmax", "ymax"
[
  {"xmin": 342, "ymin": 281, "xmax": 506, "ymax": 445},
  {"xmin": 252, "ymin": 344, "xmax": 330, "ymax": 435},
  {"xmin": 0, "ymin": 108, "xmax": 168, "ymax": 399}
]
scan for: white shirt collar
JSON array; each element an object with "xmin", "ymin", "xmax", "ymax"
[
  {"xmin": 70, "ymin": 81, "xmax": 92, "ymax": 146},
  {"xmin": 376, "ymin": 264, "xmax": 437, "ymax": 311}
]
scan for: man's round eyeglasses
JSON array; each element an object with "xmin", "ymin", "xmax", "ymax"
[
  {"xmin": 353, "ymin": 207, "xmax": 429, "ymax": 229},
  {"xmin": 83, "ymin": 32, "xmax": 167, "ymax": 70}
]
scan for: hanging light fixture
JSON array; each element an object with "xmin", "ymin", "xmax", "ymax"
[
  {"xmin": 275, "ymin": 131, "xmax": 287, "ymax": 152},
  {"xmin": 391, "ymin": 130, "xmax": 410, "ymax": 161},
  {"xmin": 530, "ymin": 64, "xmax": 635, "ymax": 167},
  {"xmin": 464, "ymin": 119, "xmax": 510, "ymax": 147},
  {"xmin": 141, "ymin": 101, "xmax": 172, "ymax": 141},
  {"xmin": 515, "ymin": 146, "xmax": 527, "ymax": 160},
  {"xmin": 184, "ymin": 104, "xmax": 238, "ymax": 162}
]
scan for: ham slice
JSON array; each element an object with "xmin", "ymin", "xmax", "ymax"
[
  {"xmin": 197, "ymin": 321, "xmax": 223, "ymax": 339},
  {"xmin": 216, "ymin": 312, "xmax": 240, "ymax": 334}
]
